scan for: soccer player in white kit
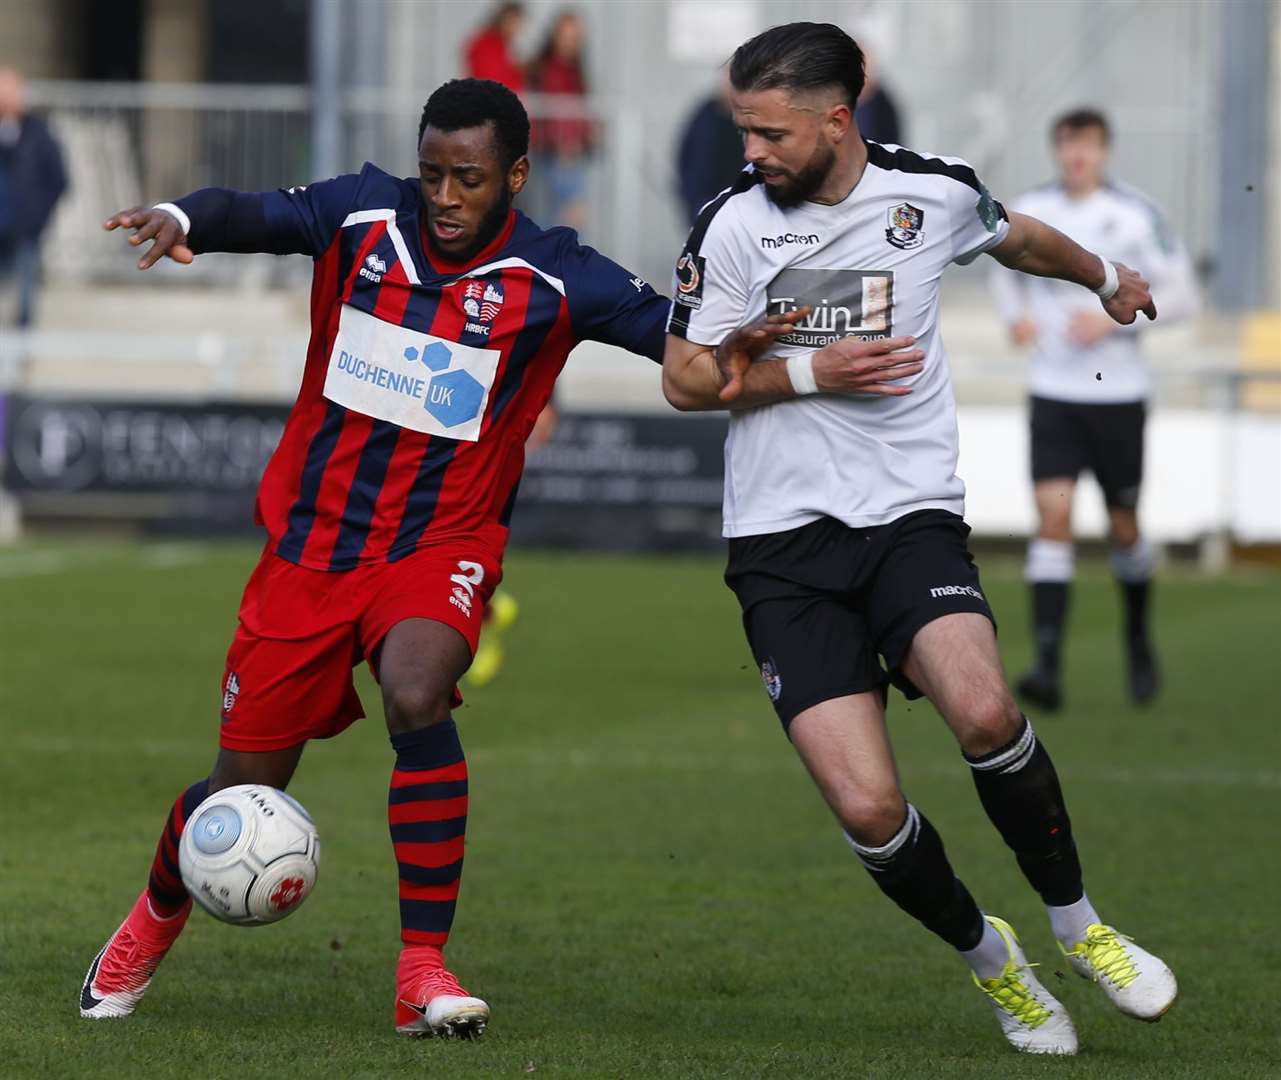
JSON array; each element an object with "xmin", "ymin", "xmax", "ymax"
[
  {"xmin": 990, "ymin": 109, "xmax": 1198, "ymax": 711},
  {"xmin": 662, "ymin": 24, "xmax": 1178, "ymax": 1056}
]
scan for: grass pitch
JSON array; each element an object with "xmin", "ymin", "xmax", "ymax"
[{"xmin": 2, "ymin": 540, "xmax": 1279, "ymax": 1079}]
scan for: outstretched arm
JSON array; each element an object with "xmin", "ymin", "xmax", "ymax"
[
  {"xmin": 663, "ymin": 307, "xmax": 926, "ymax": 412},
  {"xmin": 104, "ymin": 175, "xmax": 359, "ymax": 270},
  {"xmin": 662, "ymin": 314, "xmax": 797, "ymax": 411},
  {"xmin": 105, "ymin": 204, "xmax": 196, "ymax": 269},
  {"xmin": 988, "ymin": 211, "xmax": 1156, "ymax": 324}
]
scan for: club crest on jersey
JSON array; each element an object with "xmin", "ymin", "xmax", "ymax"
[
  {"xmin": 761, "ymin": 658, "xmax": 782, "ymax": 702},
  {"xmin": 674, "ymin": 251, "xmax": 705, "ymax": 309},
  {"xmin": 222, "ymin": 671, "xmax": 241, "ymax": 719},
  {"xmin": 885, "ymin": 202, "xmax": 925, "ymax": 249},
  {"xmin": 462, "ymin": 278, "xmax": 504, "ymax": 336}
]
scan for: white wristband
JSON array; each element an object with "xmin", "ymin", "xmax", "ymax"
[
  {"xmin": 786, "ymin": 352, "xmax": 819, "ymax": 396},
  {"xmin": 152, "ymin": 202, "xmax": 191, "ymax": 237},
  {"xmin": 1092, "ymin": 258, "xmax": 1119, "ymax": 300}
]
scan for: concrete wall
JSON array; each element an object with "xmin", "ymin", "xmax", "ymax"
[{"xmin": 0, "ymin": 0, "xmax": 85, "ymax": 78}]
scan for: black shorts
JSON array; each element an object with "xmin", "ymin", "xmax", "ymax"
[
  {"xmin": 724, "ymin": 510, "xmax": 995, "ymax": 729},
  {"xmin": 1030, "ymin": 396, "xmax": 1146, "ymax": 509}
]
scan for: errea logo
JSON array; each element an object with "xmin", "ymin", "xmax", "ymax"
[
  {"xmin": 761, "ymin": 232, "xmax": 820, "ymax": 249},
  {"xmin": 221, "ymin": 671, "xmax": 241, "ymax": 719},
  {"xmin": 929, "ymin": 584, "xmax": 984, "ymax": 600},
  {"xmin": 359, "ymin": 253, "xmax": 386, "ymax": 283}
]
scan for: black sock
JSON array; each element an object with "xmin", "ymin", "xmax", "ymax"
[
  {"xmin": 1119, "ymin": 578, "xmax": 1151, "ymax": 646},
  {"xmin": 965, "ymin": 718, "xmax": 1083, "ymax": 906},
  {"xmin": 1030, "ymin": 581, "xmax": 1070, "ymax": 675},
  {"xmin": 848, "ymin": 805, "xmax": 985, "ymax": 950}
]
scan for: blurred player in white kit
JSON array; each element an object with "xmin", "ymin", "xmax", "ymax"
[{"xmin": 990, "ymin": 109, "xmax": 1198, "ymax": 711}]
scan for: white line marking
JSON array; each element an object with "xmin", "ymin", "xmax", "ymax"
[
  {"xmin": 138, "ymin": 544, "xmax": 209, "ymax": 569},
  {"xmin": 0, "ymin": 551, "xmax": 76, "ymax": 577}
]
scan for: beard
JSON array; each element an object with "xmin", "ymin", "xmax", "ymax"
[
  {"xmin": 763, "ymin": 141, "xmax": 837, "ymax": 209},
  {"xmin": 427, "ymin": 186, "xmax": 513, "ymax": 263}
]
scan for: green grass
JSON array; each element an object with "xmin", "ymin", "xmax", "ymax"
[{"xmin": 2, "ymin": 540, "xmax": 1279, "ymax": 1079}]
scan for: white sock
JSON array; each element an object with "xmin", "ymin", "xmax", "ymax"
[
  {"xmin": 1025, "ymin": 537, "xmax": 1074, "ymax": 583},
  {"xmin": 1048, "ymin": 893, "xmax": 1101, "ymax": 950},
  {"xmin": 960, "ymin": 918, "xmax": 1009, "ymax": 982},
  {"xmin": 1110, "ymin": 538, "xmax": 1155, "ymax": 583}
]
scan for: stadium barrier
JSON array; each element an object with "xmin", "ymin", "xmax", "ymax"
[{"xmin": 3, "ymin": 387, "xmax": 1278, "ymax": 556}]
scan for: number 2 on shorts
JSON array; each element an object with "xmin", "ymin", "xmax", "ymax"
[{"xmin": 450, "ymin": 561, "xmax": 485, "ymax": 602}]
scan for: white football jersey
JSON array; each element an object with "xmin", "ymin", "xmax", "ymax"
[
  {"xmin": 989, "ymin": 181, "xmax": 1197, "ymax": 404},
  {"xmin": 668, "ymin": 144, "xmax": 1010, "ymax": 538}
]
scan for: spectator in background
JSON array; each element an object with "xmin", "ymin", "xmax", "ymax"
[
  {"xmin": 0, "ymin": 67, "xmax": 67, "ymax": 328},
  {"xmin": 675, "ymin": 74, "xmax": 744, "ymax": 226},
  {"xmin": 465, "ymin": 2, "xmax": 527, "ymax": 92},
  {"xmin": 855, "ymin": 49, "xmax": 903, "ymax": 146},
  {"xmin": 528, "ymin": 9, "xmax": 593, "ymax": 229}
]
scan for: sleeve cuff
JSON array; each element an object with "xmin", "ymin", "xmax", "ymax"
[
  {"xmin": 954, "ymin": 218, "xmax": 1011, "ymax": 266},
  {"xmin": 152, "ymin": 202, "xmax": 191, "ymax": 237}
]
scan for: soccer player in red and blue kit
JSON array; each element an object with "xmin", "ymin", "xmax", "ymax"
[{"xmin": 79, "ymin": 79, "xmax": 669, "ymax": 1038}]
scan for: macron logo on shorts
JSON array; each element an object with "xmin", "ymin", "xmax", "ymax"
[{"xmin": 929, "ymin": 584, "xmax": 984, "ymax": 600}]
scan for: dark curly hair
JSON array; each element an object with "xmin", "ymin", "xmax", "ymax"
[{"xmin": 418, "ymin": 78, "xmax": 531, "ymax": 170}]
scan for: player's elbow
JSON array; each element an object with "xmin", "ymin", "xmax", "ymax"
[
  {"xmin": 661, "ymin": 365, "xmax": 701, "ymax": 411},
  {"xmin": 990, "ymin": 212, "xmax": 1039, "ymax": 271},
  {"xmin": 661, "ymin": 339, "xmax": 705, "ymax": 411}
]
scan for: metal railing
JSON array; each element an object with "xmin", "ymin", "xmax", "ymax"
[
  {"xmin": 26, "ymin": 60, "xmax": 1232, "ymax": 294},
  {"xmin": 29, "ymin": 80, "xmax": 632, "ymax": 286}
]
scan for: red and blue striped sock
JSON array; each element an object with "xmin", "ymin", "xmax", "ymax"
[
  {"xmin": 146, "ymin": 779, "xmax": 210, "ymax": 917},
  {"xmin": 389, "ymin": 721, "xmax": 468, "ymax": 948}
]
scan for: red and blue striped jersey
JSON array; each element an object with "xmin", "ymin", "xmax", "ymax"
[{"xmin": 176, "ymin": 164, "xmax": 668, "ymax": 570}]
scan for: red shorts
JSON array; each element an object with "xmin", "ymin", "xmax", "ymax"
[{"xmin": 218, "ymin": 543, "xmax": 502, "ymax": 752}]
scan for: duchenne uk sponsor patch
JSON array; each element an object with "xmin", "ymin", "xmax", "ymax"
[{"xmin": 323, "ymin": 303, "xmax": 501, "ymax": 441}]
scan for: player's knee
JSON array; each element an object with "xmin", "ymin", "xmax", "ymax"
[
  {"xmin": 833, "ymin": 787, "xmax": 908, "ymax": 847},
  {"xmin": 207, "ymin": 747, "xmax": 299, "ymax": 792},
  {"xmin": 1109, "ymin": 516, "xmax": 1140, "ymax": 549},
  {"xmin": 1037, "ymin": 513, "xmax": 1072, "ymax": 542},
  {"xmin": 952, "ymin": 690, "xmax": 1022, "ymax": 757},
  {"xmin": 383, "ymin": 681, "xmax": 453, "ymax": 735}
]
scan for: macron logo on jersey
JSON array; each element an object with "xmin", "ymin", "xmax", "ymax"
[{"xmin": 761, "ymin": 232, "xmax": 820, "ymax": 249}]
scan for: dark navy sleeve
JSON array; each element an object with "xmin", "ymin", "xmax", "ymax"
[
  {"xmin": 175, "ymin": 173, "xmax": 360, "ymax": 257},
  {"xmin": 560, "ymin": 235, "xmax": 670, "ymax": 364}
]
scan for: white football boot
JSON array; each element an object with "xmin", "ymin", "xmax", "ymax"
[
  {"xmin": 1062, "ymin": 923, "xmax": 1178, "ymax": 1021},
  {"xmin": 973, "ymin": 916, "xmax": 1079, "ymax": 1055}
]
